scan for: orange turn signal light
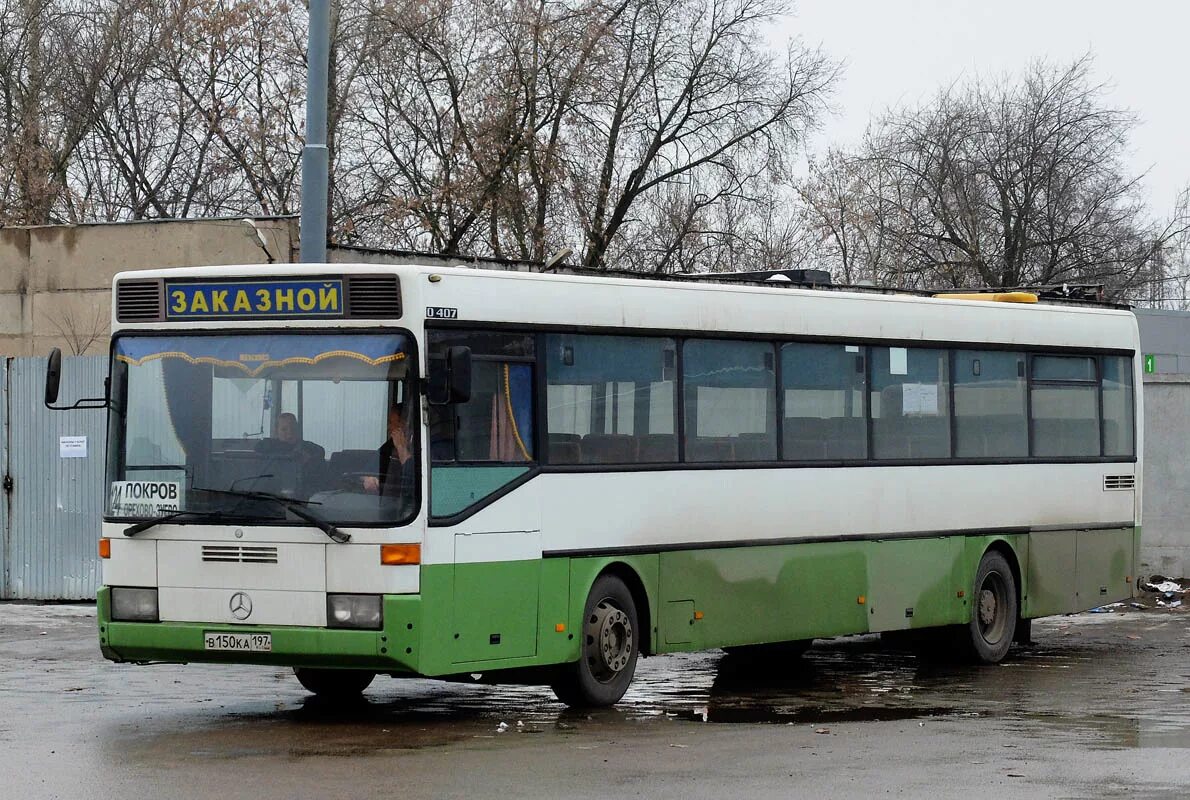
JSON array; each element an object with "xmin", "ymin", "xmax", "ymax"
[
  {"xmin": 957, "ymin": 589, "xmax": 965, "ymax": 598},
  {"xmin": 380, "ymin": 544, "xmax": 421, "ymax": 565},
  {"xmin": 693, "ymin": 610, "xmax": 705, "ymax": 620},
  {"xmin": 98, "ymin": 539, "xmax": 111, "ymax": 559},
  {"xmin": 857, "ymin": 595, "xmax": 866, "ymax": 605},
  {"xmin": 555, "ymin": 623, "xmax": 566, "ymax": 633}
]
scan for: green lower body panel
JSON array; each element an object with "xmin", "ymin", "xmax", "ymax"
[
  {"xmin": 653, "ymin": 537, "xmax": 982, "ymax": 653},
  {"xmin": 97, "ymin": 527, "xmax": 1139, "ymax": 677},
  {"xmin": 1022, "ymin": 527, "xmax": 1138, "ymax": 617}
]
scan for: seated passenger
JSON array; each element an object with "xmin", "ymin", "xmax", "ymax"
[{"xmin": 257, "ymin": 413, "xmax": 325, "ymax": 462}]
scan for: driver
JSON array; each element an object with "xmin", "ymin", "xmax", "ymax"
[{"xmin": 363, "ymin": 405, "xmax": 415, "ymax": 497}]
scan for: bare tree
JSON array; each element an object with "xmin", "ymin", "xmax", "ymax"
[
  {"xmin": 339, "ymin": 0, "xmax": 836, "ymax": 269},
  {"xmin": 801, "ymin": 57, "xmax": 1190, "ymax": 298},
  {"xmin": 572, "ymin": 0, "xmax": 837, "ymax": 270},
  {"xmin": 42, "ymin": 300, "xmax": 109, "ymax": 355},
  {"xmin": 0, "ymin": 0, "xmax": 119, "ymax": 224}
]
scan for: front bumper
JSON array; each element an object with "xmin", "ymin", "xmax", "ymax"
[{"xmin": 97, "ymin": 587, "xmax": 424, "ymax": 672}]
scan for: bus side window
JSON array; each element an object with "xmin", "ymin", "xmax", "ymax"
[
  {"xmin": 427, "ymin": 331, "xmax": 536, "ymax": 518},
  {"xmin": 545, "ymin": 334, "xmax": 678, "ymax": 464}
]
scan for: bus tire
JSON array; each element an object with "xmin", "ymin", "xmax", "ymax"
[
  {"xmin": 293, "ymin": 667, "xmax": 375, "ymax": 699},
  {"xmin": 551, "ymin": 574, "xmax": 639, "ymax": 707},
  {"xmin": 962, "ymin": 551, "xmax": 1017, "ymax": 664}
]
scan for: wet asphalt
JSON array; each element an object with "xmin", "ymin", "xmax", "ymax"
[{"xmin": 1, "ymin": 604, "xmax": 1187, "ymax": 799}]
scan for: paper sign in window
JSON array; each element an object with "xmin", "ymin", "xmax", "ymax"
[
  {"xmin": 902, "ymin": 383, "xmax": 939, "ymax": 415},
  {"xmin": 889, "ymin": 348, "xmax": 908, "ymax": 375}
]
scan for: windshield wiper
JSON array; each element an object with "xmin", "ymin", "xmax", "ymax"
[
  {"xmin": 123, "ymin": 509, "xmax": 270, "ymax": 537},
  {"xmin": 191, "ymin": 487, "xmax": 351, "ymax": 543}
]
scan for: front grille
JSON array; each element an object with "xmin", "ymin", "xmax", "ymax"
[
  {"xmin": 1103, "ymin": 475, "xmax": 1136, "ymax": 491},
  {"xmin": 116, "ymin": 279, "xmax": 163, "ymax": 322},
  {"xmin": 346, "ymin": 274, "xmax": 401, "ymax": 318},
  {"xmin": 201, "ymin": 544, "xmax": 278, "ymax": 564}
]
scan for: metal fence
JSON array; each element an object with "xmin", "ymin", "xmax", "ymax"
[{"xmin": 2, "ymin": 355, "xmax": 107, "ymax": 600}]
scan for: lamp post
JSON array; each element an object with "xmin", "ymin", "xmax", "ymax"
[{"xmin": 300, "ymin": 0, "xmax": 330, "ymax": 263}]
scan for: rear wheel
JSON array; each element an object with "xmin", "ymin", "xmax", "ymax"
[
  {"xmin": 961, "ymin": 551, "xmax": 1018, "ymax": 663},
  {"xmin": 293, "ymin": 667, "xmax": 375, "ymax": 699},
  {"xmin": 551, "ymin": 574, "xmax": 639, "ymax": 707}
]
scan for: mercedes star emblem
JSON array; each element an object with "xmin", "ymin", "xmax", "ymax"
[{"xmin": 229, "ymin": 591, "xmax": 253, "ymax": 620}]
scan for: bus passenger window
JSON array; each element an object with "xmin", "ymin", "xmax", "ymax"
[
  {"xmin": 683, "ymin": 339, "xmax": 776, "ymax": 462},
  {"xmin": 546, "ymin": 335, "xmax": 677, "ymax": 464},
  {"xmin": 870, "ymin": 347, "xmax": 950, "ymax": 460},
  {"xmin": 953, "ymin": 350, "xmax": 1027, "ymax": 458},
  {"xmin": 1101, "ymin": 356, "xmax": 1135, "ymax": 457},
  {"xmin": 1030, "ymin": 355, "xmax": 1099, "ymax": 458},
  {"xmin": 781, "ymin": 343, "xmax": 866, "ymax": 460}
]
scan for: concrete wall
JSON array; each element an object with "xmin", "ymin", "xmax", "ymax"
[
  {"xmin": 0, "ymin": 217, "xmax": 298, "ymax": 357},
  {"xmin": 1141, "ymin": 375, "xmax": 1190, "ymax": 577},
  {"xmin": 1135, "ymin": 309, "xmax": 1190, "ymax": 577}
]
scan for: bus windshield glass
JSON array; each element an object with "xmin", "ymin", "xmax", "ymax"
[{"xmin": 107, "ymin": 332, "xmax": 417, "ymax": 526}]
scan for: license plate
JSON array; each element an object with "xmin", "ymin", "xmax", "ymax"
[{"xmin": 203, "ymin": 632, "xmax": 272, "ymax": 652}]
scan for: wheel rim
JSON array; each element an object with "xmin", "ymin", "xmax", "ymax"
[
  {"xmin": 976, "ymin": 570, "xmax": 1010, "ymax": 645},
  {"xmin": 584, "ymin": 598, "xmax": 634, "ymax": 683}
]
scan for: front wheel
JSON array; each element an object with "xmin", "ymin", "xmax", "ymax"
[
  {"xmin": 293, "ymin": 667, "xmax": 375, "ymax": 699},
  {"xmin": 551, "ymin": 574, "xmax": 640, "ymax": 707},
  {"xmin": 961, "ymin": 551, "xmax": 1018, "ymax": 663}
]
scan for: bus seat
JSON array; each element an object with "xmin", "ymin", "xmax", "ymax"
[
  {"xmin": 732, "ymin": 433, "xmax": 776, "ymax": 461},
  {"xmin": 328, "ymin": 449, "xmax": 378, "ymax": 484},
  {"xmin": 581, "ymin": 433, "xmax": 636, "ymax": 464},
  {"xmin": 686, "ymin": 438, "xmax": 734, "ymax": 462},
  {"xmin": 636, "ymin": 433, "xmax": 677, "ymax": 462},
  {"xmin": 550, "ymin": 441, "xmax": 581, "ymax": 464},
  {"xmin": 549, "ymin": 433, "xmax": 582, "ymax": 463}
]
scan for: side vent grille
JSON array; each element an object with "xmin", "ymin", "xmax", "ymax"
[
  {"xmin": 201, "ymin": 545, "xmax": 278, "ymax": 564},
  {"xmin": 1103, "ymin": 475, "xmax": 1136, "ymax": 491},
  {"xmin": 116, "ymin": 279, "xmax": 164, "ymax": 322},
  {"xmin": 346, "ymin": 274, "xmax": 401, "ymax": 318}
]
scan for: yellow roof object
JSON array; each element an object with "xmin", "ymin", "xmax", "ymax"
[{"xmin": 932, "ymin": 292, "xmax": 1038, "ymax": 304}]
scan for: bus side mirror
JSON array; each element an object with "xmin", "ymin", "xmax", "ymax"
[
  {"xmin": 44, "ymin": 346, "xmax": 110, "ymax": 411},
  {"xmin": 428, "ymin": 346, "xmax": 472, "ymax": 405},
  {"xmin": 44, "ymin": 347, "xmax": 62, "ymax": 407}
]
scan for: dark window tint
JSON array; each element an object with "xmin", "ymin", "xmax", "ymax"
[
  {"xmin": 1033, "ymin": 355, "xmax": 1095, "ymax": 382},
  {"xmin": 870, "ymin": 347, "xmax": 950, "ymax": 459},
  {"xmin": 426, "ymin": 330, "xmax": 534, "ymax": 358},
  {"xmin": 683, "ymin": 340, "xmax": 776, "ymax": 462},
  {"xmin": 953, "ymin": 350, "xmax": 1027, "ymax": 458},
  {"xmin": 545, "ymin": 335, "xmax": 677, "ymax": 464},
  {"xmin": 781, "ymin": 343, "xmax": 866, "ymax": 460},
  {"xmin": 1101, "ymin": 356, "xmax": 1134, "ymax": 457}
]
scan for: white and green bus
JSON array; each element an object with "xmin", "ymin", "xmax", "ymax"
[{"xmin": 54, "ymin": 264, "xmax": 1142, "ymax": 706}]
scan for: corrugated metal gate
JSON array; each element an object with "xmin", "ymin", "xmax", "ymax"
[{"xmin": 2, "ymin": 356, "xmax": 107, "ymax": 600}]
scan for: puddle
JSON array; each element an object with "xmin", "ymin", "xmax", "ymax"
[
  {"xmin": 90, "ymin": 614, "xmax": 1190, "ymax": 761},
  {"xmin": 681, "ymin": 704, "xmax": 964, "ymax": 724}
]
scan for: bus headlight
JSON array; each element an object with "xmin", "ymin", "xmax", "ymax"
[
  {"xmin": 327, "ymin": 594, "xmax": 382, "ymax": 630},
  {"xmin": 111, "ymin": 587, "xmax": 159, "ymax": 622}
]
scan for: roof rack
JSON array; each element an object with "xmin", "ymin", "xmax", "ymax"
[{"xmin": 671, "ymin": 268, "xmax": 833, "ymax": 287}]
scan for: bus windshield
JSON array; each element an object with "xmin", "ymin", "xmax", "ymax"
[{"xmin": 107, "ymin": 332, "xmax": 417, "ymax": 526}]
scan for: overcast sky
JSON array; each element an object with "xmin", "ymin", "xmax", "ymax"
[{"xmin": 782, "ymin": 0, "xmax": 1188, "ymax": 213}]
